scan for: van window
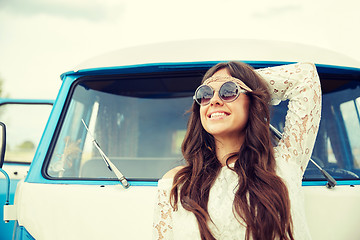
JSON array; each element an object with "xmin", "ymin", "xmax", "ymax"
[
  {"xmin": 45, "ymin": 75, "xmax": 360, "ymax": 182},
  {"xmin": 46, "ymin": 76, "xmax": 196, "ymax": 180},
  {"xmin": 0, "ymin": 103, "xmax": 52, "ymax": 163},
  {"xmin": 303, "ymin": 82, "xmax": 360, "ymax": 181},
  {"xmin": 340, "ymin": 97, "xmax": 360, "ymax": 168}
]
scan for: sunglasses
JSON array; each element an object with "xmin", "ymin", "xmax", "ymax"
[{"xmin": 193, "ymin": 81, "xmax": 248, "ymax": 106}]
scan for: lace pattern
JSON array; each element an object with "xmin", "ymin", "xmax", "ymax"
[
  {"xmin": 153, "ymin": 62, "xmax": 321, "ymax": 240},
  {"xmin": 256, "ymin": 62, "xmax": 322, "ymax": 174},
  {"xmin": 153, "ymin": 180, "xmax": 175, "ymax": 239}
]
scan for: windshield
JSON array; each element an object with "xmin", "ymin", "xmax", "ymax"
[
  {"xmin": 46, "ymin": 75, "xmax": 196, "ymax": 180},
  {"xmin": 45, "ymin": 73, "xmax": 360, "ymax": 182}
]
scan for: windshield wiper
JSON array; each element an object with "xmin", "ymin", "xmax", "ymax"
[
  {"xmin": 81, "ymin": 119, "xmax": 130, "ymax": 189},
  {"xmin": 270, "ymin": 124, "xmax": 337, "ymax": 188}
]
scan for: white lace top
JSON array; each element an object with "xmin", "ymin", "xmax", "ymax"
[{"xmin": 153, "ymin": 62, "xmax": 322, "ymax": 240}]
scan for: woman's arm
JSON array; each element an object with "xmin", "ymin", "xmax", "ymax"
[
  {"xmin": 153, "ymin": 178, "xmax": 175, "ymax": 240},
  {"xmin": 153, "ymin": 166, "xmax": 184, "ymax": 239},
  {"xmin": 256, "ymin": 62, "xmax": 322, "ymax": 175}
]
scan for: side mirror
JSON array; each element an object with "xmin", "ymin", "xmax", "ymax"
[{"xmin": 0, "ymin": 122, "xmax": 6, "ymax": 168}]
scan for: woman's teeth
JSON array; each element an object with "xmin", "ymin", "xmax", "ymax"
[{"xmin": 210, "ymin": 112, "xmax": 226, "ymax": 118}]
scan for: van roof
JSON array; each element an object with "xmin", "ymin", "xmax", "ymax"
[{"xmin": 72, "ymin": 39, "xmax": 360, "ymax": 72}]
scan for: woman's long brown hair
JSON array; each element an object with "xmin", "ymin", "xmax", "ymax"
[{"xmin": 170, "ymin": 62, "xmax": 294, "ymax": 240}]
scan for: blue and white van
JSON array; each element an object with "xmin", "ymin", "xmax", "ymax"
[{"xmin": 1, "ymin": 39, "xmax": 360, "ymax": 240}]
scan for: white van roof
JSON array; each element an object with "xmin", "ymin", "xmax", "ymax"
[{"xmin": 73, "ymin": 39, "xmax": 360, "ymax": 71}]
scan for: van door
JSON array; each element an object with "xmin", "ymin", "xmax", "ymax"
[{"xmin": 0, "ymin": 99, "xmax": 53, "ymax": 240}]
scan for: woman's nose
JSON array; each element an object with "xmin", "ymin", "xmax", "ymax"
[{"xmin": 210, "ymin": 92, "xmax": 224, "ymax": 106}]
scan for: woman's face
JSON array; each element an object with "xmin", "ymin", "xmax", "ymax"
[{"xmin": 199, "ymin": 68, "xmax": 250, "ymax": 140}]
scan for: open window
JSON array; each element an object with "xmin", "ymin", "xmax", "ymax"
[{"xmin": 0, "ymin": 101, "xmax": 53, "ymax": 164}]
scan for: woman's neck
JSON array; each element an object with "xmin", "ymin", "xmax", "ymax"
[{"xmin": 214, "ymin": 134, "xmax": 245, "ymax": 166}]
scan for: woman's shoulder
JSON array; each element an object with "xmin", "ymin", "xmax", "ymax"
[{"xmin": 162, "ymin": 165, "xmax": 185, "ymax": 179}]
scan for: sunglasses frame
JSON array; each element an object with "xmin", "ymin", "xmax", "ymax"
[{"xmin": 193, "ymin": 81, "xmax": 247, "ymax": 106}]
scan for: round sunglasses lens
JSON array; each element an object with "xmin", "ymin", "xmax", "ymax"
[
  {"xmin": 196, "ymin": 85, "xmax": 213, "ymax": 105},
  {"xmin": 220, "ymin": 82, "xmax": 239, "ymax": 102}
]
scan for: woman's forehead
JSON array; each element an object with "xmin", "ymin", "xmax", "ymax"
[
  {"xmin": 205, "ymin": 80, "xmax": 227, "ymax": 89},
  {"xmin": 204, "ymin": 78, "xmax": 228, "ymax": 86}
]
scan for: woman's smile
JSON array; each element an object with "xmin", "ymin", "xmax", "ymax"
[{"xmin": 208, "ymin": 111, "xmax": 230, "ymax": 119}]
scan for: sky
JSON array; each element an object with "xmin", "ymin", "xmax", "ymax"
[{"xmin": 0, "ymin": 0, "xmax": 359, "ymax": 99}]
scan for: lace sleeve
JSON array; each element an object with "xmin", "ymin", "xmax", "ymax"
[
  {"xmin": 256, "ymin": 62, "xmax": 322, "ymax": 175},
  {"xmin": 153, "ymin": 178, "xmax": 174, "ymax": 240}
]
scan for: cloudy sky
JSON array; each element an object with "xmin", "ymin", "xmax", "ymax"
[{"xmin": 0, "ymin": 0, "xmax": 359, "ymax": 99}]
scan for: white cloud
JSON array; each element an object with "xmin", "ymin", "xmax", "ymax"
[{"xmin": 0, "ymin": 0, "xmax": 125, "ymax": 21}]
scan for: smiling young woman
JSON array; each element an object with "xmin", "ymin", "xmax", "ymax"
[{"xmin": 153, "ymin": 61, "xmax": 321, "ymax": 240}]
